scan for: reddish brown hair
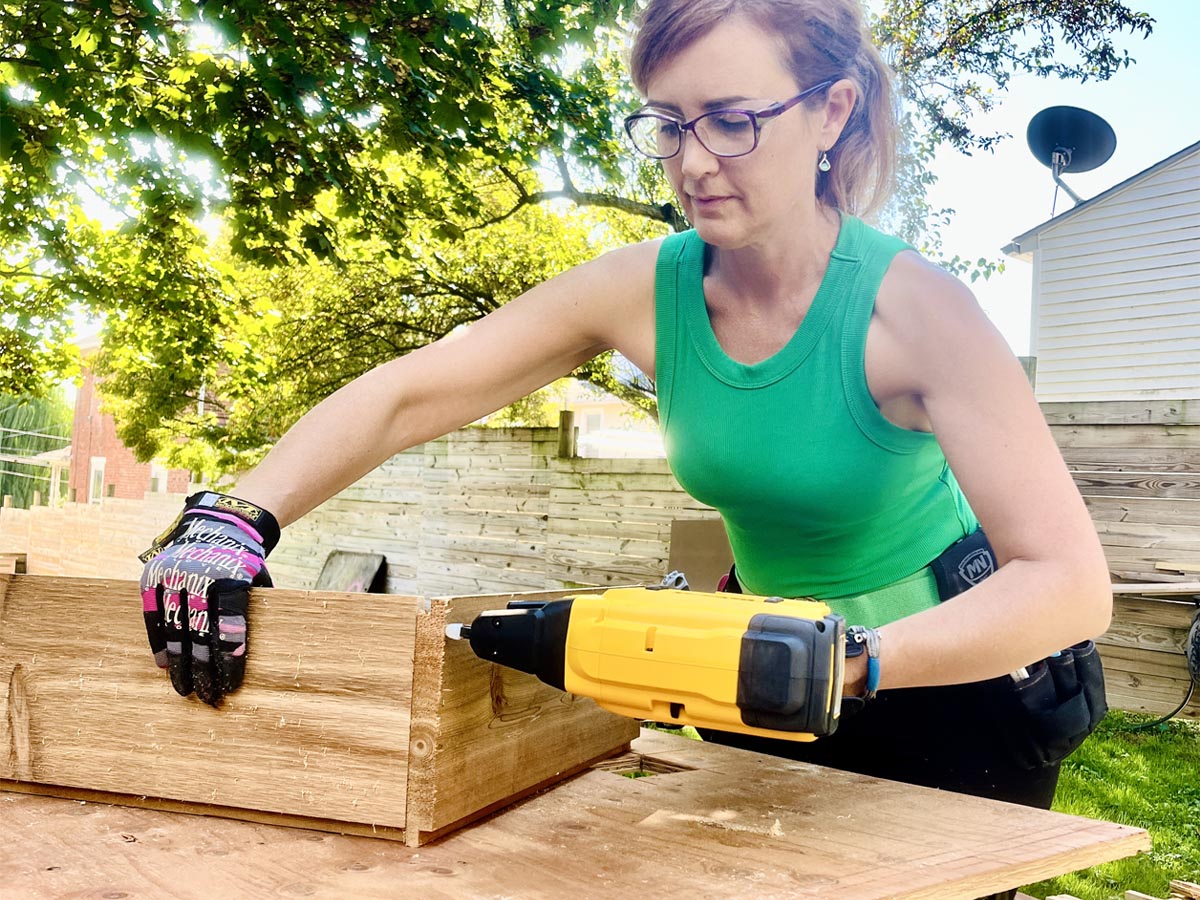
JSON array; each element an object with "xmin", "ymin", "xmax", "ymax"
[{"xmin": 629, "ymin": 0, "xmax": 896, "ymax": 216}]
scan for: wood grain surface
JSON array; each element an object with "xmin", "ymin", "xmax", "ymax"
[
  {"xmin": 0, "ymin": 575, "xmax": 639, "ymax": 846},
  {"xmin": 406, "ymin": 587, "xmax": 639, "ymax": 843},
  {"xmin": 1099, "ymin": 591, "xmax": 1200, "ymax": 721},
  {"xmin": 0, "ymin": 729, "xmax": 1151, "ymax": 900},
  {"xmin": 0, "ymin": 575, "xmax": 421, "ymax": 832}
]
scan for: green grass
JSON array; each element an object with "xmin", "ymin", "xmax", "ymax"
[
  {"xmin": 643, "ymin": 722, "xmax": 702, "ymax": 740},
  {"xmin": 1024, "ymin": 710, "xmax": 1200, "ymax": 900}
]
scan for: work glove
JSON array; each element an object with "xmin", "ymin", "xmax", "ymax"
[{"xmin": 139, "ymin": 492, "xmax": 281, "ymax": 706}]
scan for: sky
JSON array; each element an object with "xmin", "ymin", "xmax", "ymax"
[{"xmin": 924, "ymin": 0, "xmax": 1200, "ymax": 355}]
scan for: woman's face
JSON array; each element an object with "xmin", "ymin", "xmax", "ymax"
[{"xmin": 642, "ymin": 16, "xmax": 826, "ymax": 249}]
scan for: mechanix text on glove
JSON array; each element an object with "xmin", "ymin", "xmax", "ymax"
[{"xmin": 139, "ymin": 492, "xmax": 280, "ymax": 706}]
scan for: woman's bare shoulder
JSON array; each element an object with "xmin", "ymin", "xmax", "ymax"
[
  {"xmin": 576, "ymin": 236, "xmax": 665, "ymax": 287},
  {"xmin": 874, "ymin": 250, "xmax": 997, "ymax": 351},
  {"xmin": 877, "ymin": 250, "xmax": 978, "ymax": 319}
]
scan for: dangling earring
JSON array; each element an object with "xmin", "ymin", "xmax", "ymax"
[{"xmin": 818, "ymin": 151, "xmax": 832, "ymax": 173}]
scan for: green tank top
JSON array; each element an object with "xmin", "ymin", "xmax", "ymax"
[{"xmin": 654, "ymin": 214, "xmax": 978, "ymax": 623}]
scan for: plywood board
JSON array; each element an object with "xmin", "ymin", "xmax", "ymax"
[
  {"xmin": 667, "ymin": 516, "xmax": 734, "ymax": 592},
  {"xmin": 0, "ymin": 729, "xmax": 1150, "ymax": 899},
  {"xmin": 1111, "ymin": 582, "xmax": 1200, "ymax": 596}
]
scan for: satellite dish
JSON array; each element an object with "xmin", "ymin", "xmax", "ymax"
[{"xmin": 1026, "ymin": 106, "xmax": 1117, "ymax": 211}]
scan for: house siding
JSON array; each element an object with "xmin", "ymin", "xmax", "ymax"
[{"xmin": 1031, "ymin": 147, "xmax": 1200, "ymax": 402}]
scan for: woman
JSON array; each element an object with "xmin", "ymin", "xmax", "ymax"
[{"xmin": 140, "ymin": 0, "xmax": 1112, "ymax": 861}]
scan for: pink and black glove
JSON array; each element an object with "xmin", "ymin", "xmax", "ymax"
[{"xmin": 139, "ymin": 492, "xmax": 280, "ymax": 706}]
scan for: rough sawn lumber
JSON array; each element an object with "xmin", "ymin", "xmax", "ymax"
[
  {"xmin": 406, "ymin": 586, "xmax": 640, "ymax": 839},
  {"xmin": 0, "ymin": 574, "xmax": 636, "ymax": 845}
]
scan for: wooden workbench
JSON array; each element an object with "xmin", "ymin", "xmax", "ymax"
[{"xmin": 0, "ymin": 729, "xmax": 1148, "ymax": 899}]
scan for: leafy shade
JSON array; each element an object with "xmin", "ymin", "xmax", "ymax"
[
  {"xmin": 875, "ymin": 0, "xmax": 1153, "ymax": 152},
  {"xmin": 100, "ymin": 187, "xmax": 664, "ymax": 476},
  {"xmin": 1, "ymin": 0, "xmax": 647, "ymax": 394},
  {"xmin": 1, "ymin": 0, "xmax": 1154, "ymax": 463}
]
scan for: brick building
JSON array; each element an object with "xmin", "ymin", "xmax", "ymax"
[{"xmin": 68, "ymin": 342, "xmax": 191, "ymax": 503}]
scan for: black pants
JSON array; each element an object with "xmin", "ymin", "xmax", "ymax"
[{"xmin": 699, "ymin": 679, "xmax": 1061, "ymax": 900}]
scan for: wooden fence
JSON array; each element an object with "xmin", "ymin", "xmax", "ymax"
[
  {"xmin": 1043, "ymin": 400, "xmax": 1199, "ymax": 721},
  {"xmin": 1, "ymin": 405, "xmax": 1196, "ymax": 721},
  {"xmin": 267, "ymin": 427, "xmax": 715, "ymax": 595},
  {"xmin": 0, "ymin": 493, "xmax": 183, "ymax": 581},
  {"xmin": 0, "ymin": 428, "xmax": 715, "ymax": 593}
]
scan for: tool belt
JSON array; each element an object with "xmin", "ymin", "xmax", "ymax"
[{"xmin": 931, "ymin": 528, "xmax": 1108, "ymax": 769}]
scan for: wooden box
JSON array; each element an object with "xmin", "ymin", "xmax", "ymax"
[{"xmin": 0, "ymin": 575, "xmax": 638, "ymax": 845}]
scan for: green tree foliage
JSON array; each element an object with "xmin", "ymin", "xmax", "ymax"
[
  {"xmin": 100, "ymin": 180, "xmax": 664, "ymax": 475},
  {"xmin": 1, "ymin": 0, "xmax": 655, "ymax": 396},
  {"xmin": 1, "ymin": 0, "xmax": 1153, "ymax": 471},
  {"xmin": 873, "ymin": 0, "xmax": 1153, "ymax": 276},
  {"xmin": 876, "ymin": 0, "xmax": 1152, "ymax": 153},
  {"xmin": 0, "ymin": 393, "xmax": 71, "ymax": 507}
]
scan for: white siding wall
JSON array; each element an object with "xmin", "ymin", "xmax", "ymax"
[{"xmin": 1032, "ymin": 147, "xmax": 1200, "ymax": 402}]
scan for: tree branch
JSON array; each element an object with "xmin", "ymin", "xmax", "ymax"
[
  {"xmin": 496, "ymin": 164, "xmax": 531, "ymax": 200},
  {"xmin": 554, "ymin": 154, "xmax": 577, "ymax": 193},
  {"xmin": 465, "ymin": 184, "xmax": 685, "ymax": 233}
]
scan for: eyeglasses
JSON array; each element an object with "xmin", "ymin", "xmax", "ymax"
[{"xmin": 624, "ymin": 81, "xmax": 833, "ymax": 160}]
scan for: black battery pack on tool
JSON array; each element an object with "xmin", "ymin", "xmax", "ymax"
[{"xmin": 933, "ymin": 528, "xmax": 1108, "ymax": 769}]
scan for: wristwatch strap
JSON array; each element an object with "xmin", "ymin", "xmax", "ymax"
[{"xmin": 847, "ymin": 625, "xmax": 881, "ymax": 701}]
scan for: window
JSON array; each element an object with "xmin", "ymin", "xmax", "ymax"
[
  {"xmin": 149, "ymin": 461, "xmax": 168, "ymax": 494},
  {"xmin": 88, "ymin": 458, "xmax": 106, "ymax": 504},
  {"xmin": 585, "ymin": 413, "xmax": 603, "ymax": 432}
]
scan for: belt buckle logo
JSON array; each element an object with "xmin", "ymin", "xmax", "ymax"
[{"xmin": 957, "ymin": 548, "xmax": 994, "ymax": 585}]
